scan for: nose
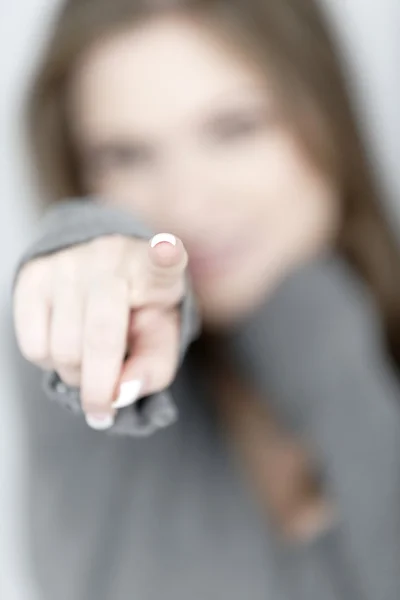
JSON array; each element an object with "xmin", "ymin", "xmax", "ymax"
[{"xmin": 155, "ymin": 147, "xmax": 210, "ymax": 234}]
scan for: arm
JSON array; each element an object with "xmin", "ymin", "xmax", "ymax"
[
  {"xmin": 225, "ymin": 254, "xmax": 400, "ymax": 600},
  {"xmin": 14, "ymin": 197, "xmax": 200, "ymax": 437}
]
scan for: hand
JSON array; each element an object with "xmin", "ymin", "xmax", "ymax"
[{"xmin": 14, "ymin": 233, "xmax": 188, "ymax": 430}]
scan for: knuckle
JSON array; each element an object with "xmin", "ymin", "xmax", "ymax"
[
  {"xmin": 17, "ymin": 259, "xmax": 50, "ymax": 294},
  {"xmin": 84, "ymin": 280, "xmax": 129, "ymax": 350},
  {"xmin": 20, "ymin": 341, "xmax": 48, "ymax": 365},
  {"xmin": 85, "ymin": 317, "xmax": 123, "ymax": 352},
  {"xmin": 153, "ymin": 277, "xmax": 186, "ymax": 306},
  {"xmin": 86, "ymin": 238, "xmax": 144, "ymax": 296},
  {"xmin": 91, "ymin": 279, "xmax": 129, "ymax": 314},
  {"xmin": 109, "ymin": 275, "xmax": 130, "ymax": 300},
  {"xmin": 88, "ymin": 235, "xmax": 133, "ymax": 272},
  {"xmin": 128, "ymin": 285, "xmax": 146, "ymax": 308},
  {"xmin": 51, "ymin": 345, "xmax": 81, "ymax": 369},
  {"xmin": 55, "ymin": 250, "xmax": 80, "ymax": 281},
  {"xmin": 56, "ymin": 367, "xmax": 81, "ymax": 388},
  {"xmin": 90, "ymin": 234, "xmax": 126, "ymax": 252}
]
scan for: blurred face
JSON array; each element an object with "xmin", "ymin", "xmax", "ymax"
[{"xmin": 68, "ymin": 15, "xmax": 339, "ymax": 327}]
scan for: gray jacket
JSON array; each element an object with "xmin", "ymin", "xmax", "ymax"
[{"xmin": 15, "ymin": 198, "xmax": 400, "ymax": 600}]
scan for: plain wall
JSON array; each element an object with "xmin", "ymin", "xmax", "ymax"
[{"xmin": 0, "ymin": 4, "xmax": 61, "ymax": 598}]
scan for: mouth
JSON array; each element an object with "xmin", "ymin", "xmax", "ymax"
[{"xmin": 187, "ymin": 238, "xmax": 250, "ymax": 280}]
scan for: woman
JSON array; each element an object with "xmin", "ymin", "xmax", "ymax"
[{"xmin": 13, "ymin": 0, "xmax": 400, "ymax": 598}]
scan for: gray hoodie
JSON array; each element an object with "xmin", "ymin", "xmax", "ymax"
[{"xmin": 15, "ymin": 198, "xmax": 400, "ymax": 600}]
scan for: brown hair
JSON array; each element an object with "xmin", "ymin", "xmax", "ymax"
[{"xmin": 27, "ymin": 0, "xmax": 400, "ymax": 365}]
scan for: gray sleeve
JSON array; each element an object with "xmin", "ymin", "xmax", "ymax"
[
  {"xmin": 225, "ymin": 254, "xmax": 400, "ymax": 600},
  {"xmin": 15, "ymin": 197, "xmax": 201, "ymax": 437}
]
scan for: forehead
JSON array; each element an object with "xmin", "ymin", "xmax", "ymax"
[{"xmin": 68, "ymin": 16, "xmax": 267, "ymax": 140}]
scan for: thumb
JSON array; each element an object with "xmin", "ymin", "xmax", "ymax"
[{"xmin": 148, "ymin": 233, "xmax": 188, "ymax": 288}]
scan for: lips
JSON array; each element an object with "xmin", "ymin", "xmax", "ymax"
[{"xmin": 188, "ymin": 241, "xmax": 245, "ymax": 279}]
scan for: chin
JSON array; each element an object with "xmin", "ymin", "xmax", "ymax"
[
  {"xmin": 195, "ymin": 263, "xmax": 294, "ymax": 330},
  {"xmin": 198, "ymin": 288, "xmax": 268, "ymax": 331}
]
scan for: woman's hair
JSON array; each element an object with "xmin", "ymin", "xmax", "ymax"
[{"xmin": 27, "ymin": 0, "xmax": 400, "ymax": 365}]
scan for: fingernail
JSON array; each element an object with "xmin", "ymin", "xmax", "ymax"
[
  {"xmin": 112, "ymin": 380, "xmax": 142, "ymax": 409},
  {"xmin": 85, "ymin": 414, "xmax": 114, "ymax": 431},
  {"xmin": 150, "ymin": 233, "xmax": 176, "ymax": 248}
]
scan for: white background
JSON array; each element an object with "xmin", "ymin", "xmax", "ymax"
[{"xmin": 0, "ymin": 1, "xmax": 399, "ymax": 597}]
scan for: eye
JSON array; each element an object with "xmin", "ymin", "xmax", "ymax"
[
  {"xmin": 84, "ymin": 142, "xmax": 155, "ymax": 175},
  {"xmin": 206, "ymin": 110, "xmax": 266, "ymax": 143}
]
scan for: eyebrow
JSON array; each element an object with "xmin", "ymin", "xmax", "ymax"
[
  {"xmin": 203, "ymin": 82, "xmax": 272, "ymax": 107},
  {"xmin": 197, "ymin": 86, "xmax": 272, "ymax": 125},
  {"xmin": 79, "ymin": 139, "xmax": 153, "ymax": 163},
  {"xmin": 196, "ymin": 80, "xmax": 271, "ymax": 111}
]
